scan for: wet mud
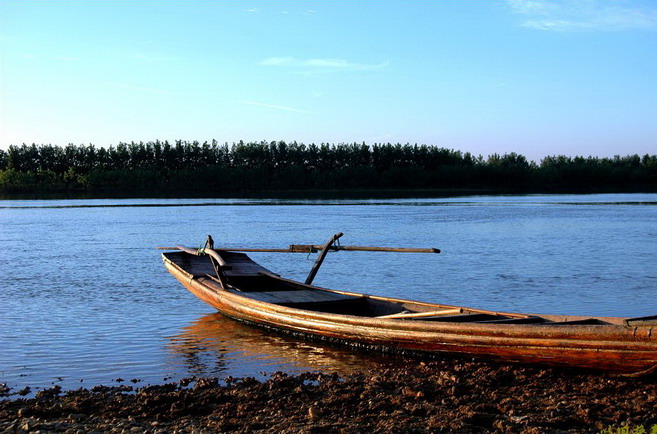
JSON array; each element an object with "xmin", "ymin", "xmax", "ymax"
[{"xmin": 2, "ymin": 359, "xmax": 656, "ymax": 433}]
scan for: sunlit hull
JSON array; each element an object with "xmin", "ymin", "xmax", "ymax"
[{"xmin": 162, "ymin": 249, "xmax": 657, "ymax": 375}]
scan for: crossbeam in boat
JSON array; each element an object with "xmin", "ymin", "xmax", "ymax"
[{"xmin": 377, "ymin": 308, "xmax": 464, "ymax": 319}]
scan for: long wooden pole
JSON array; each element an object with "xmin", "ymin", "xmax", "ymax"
[
  {"xmin": 321, "ymin": 245, "xmax": 440, "ymax": 254},
  {"xmin": 376, "ymin": 308, "xmax": 463, "ymax": 319},
  {"xmin": 157, "ymin": 245, "xmax": 440, "ymax": 254}
]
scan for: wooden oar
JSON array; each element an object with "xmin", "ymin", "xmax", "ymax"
[
  {"xmin": 321, "ymin": 245, "xmax": 439, "ymax": 254},
  {"xmin": 157, "ymin": 244, "xmax": 440, "ymax": 254}
]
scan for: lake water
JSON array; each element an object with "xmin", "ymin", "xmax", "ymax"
[{"xmin": 1, "ymin": 193, "xmax": 656, "ymax": 394}]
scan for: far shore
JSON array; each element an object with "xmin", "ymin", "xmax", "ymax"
[{"xmin": 2, "ymin": 186, "xmax": 657, "ymax": 202}]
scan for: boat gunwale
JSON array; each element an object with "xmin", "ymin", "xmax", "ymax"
[
  {"xmin": 162, "ymin": 254, "xmax": 643, "ymax": 345},
  {"xmin": 262, "ymin": 270, "xmax": 629, "ymax": 326},
  {"xmin": 162, "ymin": 251, "xmax": 657, "ymax": 374}
]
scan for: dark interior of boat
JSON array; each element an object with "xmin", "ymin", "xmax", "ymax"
[{"xmin": 165, "ymin": 250, "xmax": 614, "ymax": 326}]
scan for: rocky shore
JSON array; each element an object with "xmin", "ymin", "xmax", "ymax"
[{"xmin": 2, "ymin": 359, "xmax": 656, "ymax": 433}]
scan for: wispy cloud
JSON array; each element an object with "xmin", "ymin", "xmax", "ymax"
[
  {"xmin": 261, "ymin": 57, "xmax": 295, "ymax": 66},
  {"xmin": 261, "ymin": 57, "xmax": 389, "ymax": 72},
  {"xmin": 115, "ymin": 83, "xmax": 168, "ymax": 95},
  {"xmin": 20, "ymin": 54, "xmax": 78, "ymax": 61},
  {"xmin": 131, "ymin": 53, "xmax": 177, "ymax": 62},
  {"xmin": 241, "ymin": 100, "xmax": 313, "ymax": 114},
  {"xmin": 245, "ymin": 7, "xmax": 314, "ymax": 16},
  {"xmin": 507, "ymin": 0, "xmax": 657, "ymax": 31}
]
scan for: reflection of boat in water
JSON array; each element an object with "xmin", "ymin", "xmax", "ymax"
[
  {"xmin": 167, "ymin": 313, "xmax": 404, "ymax": 378},
  {"xmin": 162, "ymin": 233, "xmax": 657, "ymax": 375}
]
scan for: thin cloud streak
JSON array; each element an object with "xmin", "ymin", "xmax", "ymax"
[
  {"xmin": 507, "ymin": 0, "xmax": 657, "ymax": 31},
  {"xmin": 241, "ymin": 100, "xmax": 314, "ymax": 114},
  {"xmin": 261, "ymin": 57, "xmax": 389, "ymax": 72},
  {"xmin": 132, "ymin": 53, "xmax": 177, "ymax": 62},
  {"xmin": 261, "ymin": 57, "xmax": 295, "ymax": 66},
  {"xmin": 114, "ymin": 83, "xmax": 169, "ymax": 95}
]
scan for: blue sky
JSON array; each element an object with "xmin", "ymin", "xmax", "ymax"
[{"xmin": 1, "ymin": 0, "xmax": 655, "ymax": 162}]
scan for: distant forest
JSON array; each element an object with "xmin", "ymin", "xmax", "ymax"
[{"xmin": 1, "ymin": 141, "xmax": 656, "ymax": 195}]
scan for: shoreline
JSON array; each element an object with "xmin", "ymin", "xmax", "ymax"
[
  {"xmin": 3, "ymin": 187, "xmax": 657, "ymax": 201},
  {"xmin": 2, "ymin": 359, "xmax": 656, "ymax": 433}
]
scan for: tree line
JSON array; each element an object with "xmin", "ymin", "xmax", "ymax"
[{"xmin": 0, "ymin": 141, "xmax": 655, "ymax": 194}]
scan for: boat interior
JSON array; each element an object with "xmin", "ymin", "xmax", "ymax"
[{"xmin": 163, "ymin": 250, "xmax": 656, "ymax": 327}]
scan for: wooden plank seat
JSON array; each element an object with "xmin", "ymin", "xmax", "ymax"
[
  {"xmin": 544, "ymin": 318, "xmax": 610, "ymax": 326},
  {"xmin": 410, "ymin": 313, "xmax": 503, "ymax": 322},
  {"xmin": 169, "ymin": 251, "xmax": 275, "ymax": 278},
  {"xmin": 220, "ymin": 252, "xmax": 275, "ymax": 277},
  {"xmin": 476, "ymin": 316, "xmax": 548, "ymax": 324},
  {"xmin": 230, "ymin": 289, "xmax": 357, "ymax": 305},
  {"xmin": 167, "ymin": 252, "xmax": 216, "ymax": 277}
]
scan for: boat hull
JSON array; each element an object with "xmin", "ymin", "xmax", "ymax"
[{"xmin": 163, "ymin": 253, "xmax": 657, "ymax": 375}]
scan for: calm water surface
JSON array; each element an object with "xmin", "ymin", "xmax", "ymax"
[{"xmin": 1, "ymin": 193, "xmax": 656, "ymax": 393}]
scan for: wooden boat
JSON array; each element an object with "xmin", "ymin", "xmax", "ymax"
[{"xmin": 160, "ymin": 233, "xmax": 657, "ymax": 375}]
